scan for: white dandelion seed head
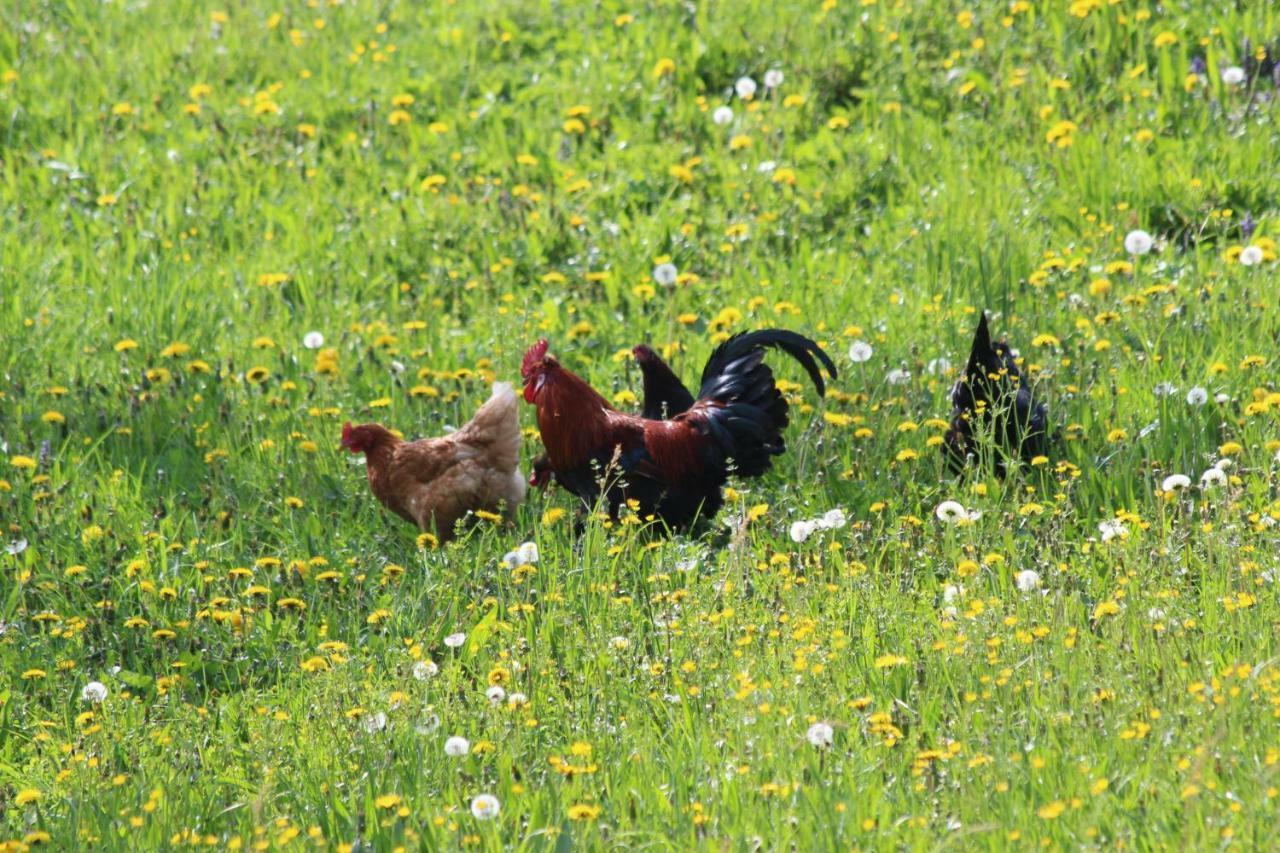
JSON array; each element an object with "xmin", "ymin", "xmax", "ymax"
[
  {"xmin": 470, "ymin": 793, "xmax": 500, "ymax": 820},
  {"xmin": 1015, "ymin": 569, "xmax": 1041, "ymax": 592},
  {"xmin": 805, "ymin": 721, "xmax": 834, "ymax": 748},
  {"xmin": 1124, "ymin": 229, "xmax": 1154, "ymax": 256},
  {"xmin": 1239, "ymin": 246, "xmax": 1264, "ymax": 266},
  {"xmin": 652, "ymin": 263, "xmax": 678, "ymax": 287},
  {"xmin": 886, "ymin": 368, "xmax": 911, "ymax": 385},
  {"xmin": 414, "ymin": 713, "xmax": 440, "ymax": 735},
  {"xmin": 485, "ymin": 685, "xmax": 506, "ymax": 706},
  {"xmin": 1161, "ymin": 474, "xmax": 1191, "ymax": 492},
  {"xmin": 444, "ymin": 632, "xmax": 467, "ymax": 649},
  {"xmin": 817, "ymin": 508, "xmax": 847, "ymax": 530},
  {"xmin": 848, "ymin": 340, "xmax": 873, "ymax": 363},
  {"xmin": 81, "ymin": 681, "xmax": 108, "ymax": 703},
  {"xmin": 507, "ymin": 692, "xmax": 528, "ymax": 707},
  {"xmin": 756, "ymin": 160, "xmax": 777, "ymax": 175},
  {"xmin": 361, "ymin": 711, "xmax": 388, "ymax": 734},
  {"xmin": 764, "ymin": 69, "xmax": 784, "ymax": 89},
  {"xmin": 1153, "ymin": 382, "xmax": 1178, "ymax": 398},
  {"xmin": 412, "ymin": 660, "xmax": 438, "ymax": 681},
  {"xmin": 1221, "ymin": 66, "xmax": 1246, "ymax": 86},
  {"xmin": 942, "ymin": 584, "xmax": 962, "ymax": 604},
  {"xmin": 789, "ymin": 520, "xmax": 816, "ymax": 543},
  {"xmin": 1200, "ymin": 468, "xmax": 1228, "ymax": 489},
  {"xmin": 1098, "ymin": 520, "xmax": 1129, "ymax": 542},
  {"xmin": 927, "ymin": 357, "xmax": 952, "ymax": 376},
  {"xmin": 502, "ymin": 541, "xmax": 539, "ymax": 568},
  {"xmin": 1185, "ymin": 387, "xmax": 1208, "ymax": 406},
  {"xmin": 735, "ymin": 76, "xmax": 758, "ymax": 100},
  {"xmin": 303, "ymin": 331, "xmax": 325, "ymax": 349},
  {"xmin": 712, "ymin": 105, "xmax": 734, "ymax": 125},
  {"xmin": 609, "ymin": 635, "xmax": 630, "ymax": 650},
  {"xmin": 1214, "ymin": 393, "xmax": 1230, "ymax": 404},
  {"xmin": 1215, "ymin": 458, "xmax": 1233, "ymax": 471},
  {"xmin": 444, "ymin": 735, "xmax": 471, "ymax": 757},
  {"xmin": 934, "ymin": 500, "xmax": 971, "ymax": 524}
]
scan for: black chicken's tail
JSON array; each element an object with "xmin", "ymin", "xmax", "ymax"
[{"xmin": 692, "ymin": 329, "xmax": 837, "ymax": 478}]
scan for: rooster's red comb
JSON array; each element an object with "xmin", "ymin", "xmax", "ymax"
[
  {"xmin": 341, "ymin": 421, "xmax": 353, "ymax": 442},
  {"xmin": 521, "ymin": 339, "xmax": 549, "ymax": 379},
  {"xmin": 632, "ymin": 344, "xmax": 657, "ymax": 363}
]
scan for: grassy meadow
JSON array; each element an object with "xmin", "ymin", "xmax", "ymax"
[{"xmin": 4, "ymin": 0, "xmax": 1280, "ymax": 848}]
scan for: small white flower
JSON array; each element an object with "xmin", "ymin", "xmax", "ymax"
[
  {"xmin": 390, "ymin": 360, "xmax": 406, "ymax": 374},
  {"xmin": 1200, "ymin": 468, "xmax": 1228, "ymax": 489},
  {"xmin": 1214, "ymin": 393, "xmax": 1230, "ymax": 404},
  {"xmin": 1239, "ymin": 245, "xmax": 1264, "ymax": 266},
  {"xmin": 444, "ymin": 735, "xmax": 471, "ymax": 757},
  {"xmin": 927, "ymin": 357, "xmax": 952, "ymax": 376},
  {"xmin": 485, "ymin": 685, "xmax": 506, "ymax": 706},
  {"xmin": 412, "ymin": 660, "xmax": 438, "ymax": 681},
  {"xmin": 885, "ymin": 368, "xmax": 911, "ymax": 385},
  {"xmin": 1124, "ymin": 229, "xmax": 1154, "ymax": 256},
  {"xmin": 1161, "ymin": 474, "xmax": 1191, "ymax": 492},
  {"xmin": 735, "ymin": 76, "xmax": 758, "ymax": 100},
  {"xmin": 1098, "ymin": 520, "xmax": 1128, "ymax": 542},
  {"xmin": 755, "ymin": 160, "xmax": 777, "ymax": 174},
  {"xmin": 817, "ymin": 508, "xmax": 847, "ymax": 530},
  {"xmin": 1153, "ymin": 382, "xmax": 1178, "ymax": 398},
  {"xmin": 609, "ymin": 635, "xmax": 630, "ymax": 650},
  {"xmin": 1015, "ymin": 570, "xmax": 1041, "ymax": 592},
  {"xmin": 1185, "ymin": 386, "xmax": 1208, "ymax": 406},
  {"xmin": 303, "ymin": 331, "xmax": 325, "ymax": 349},
  {"xmin": 848, "ymin": 341, "xmax": 873, "ymax": 363},
  {"xmin": 1221, "ymin": 66, "xmax": 1246, "ymax": 86},
  {"xmin": 789, "ymin": 520, "xmax": 816, "ymax": 543},
  {"xmin": 470, "ymin": 793, "xmax": 500, "ymax": 820},
  {"xmin": 81, "ymin": 681, "xmax": 108, "ymax": 703},
  {"xmin": 712, "ymin": 105, "xmax": 734, "ymax": 126},
  {"xmin": 805, "ymin": 721, "xmax": 834, "ymax": 748},
  {"xmin": 652, "ymin": 263, "xmax": 678, "ymax": 287},
  {"xmin": 361, "ymin": 712, "xmax": 387, "ymax": 733},
  {"xmin": 942, "ymin": 584, "xmax": 962, "ymax": 604},
  {"xmin": 444, "ymin": 632, "xmax": 467, "ymax": 649}
]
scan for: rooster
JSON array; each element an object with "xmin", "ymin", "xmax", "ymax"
[
  {"xmin": 528, "ymin": 343, "xmax": 693, "ymax": 490},
  {"xmin": 943, "ymin": 312, "xmax": 1049, "ymax": 473},
  {"xmin": 522, "ymin": 330, "xmax": 836, "ymax": 528},
  {"xmin": 341, "ymin": 383, "xmax": 526, "ymax": 541}
]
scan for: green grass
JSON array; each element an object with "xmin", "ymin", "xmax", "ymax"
[{"xmin": 3, "ymin": 0, "xmax": 1280, "ymax": 848}]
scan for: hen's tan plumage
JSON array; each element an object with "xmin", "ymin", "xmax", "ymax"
[{"xmin": 345, "ymin": 383, "xmax": 526, "ymax": 541}]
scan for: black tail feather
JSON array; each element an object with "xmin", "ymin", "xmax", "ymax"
[{"xmin": 698, "ymin": 329, "xmax": 837, "ymax": 399}]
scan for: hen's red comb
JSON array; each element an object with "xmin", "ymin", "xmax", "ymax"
[
  {"xmin": 341, "ymin": 422, "xmax": 353, "ymax": 443},
  {"xmin": 632, "ymin": 344, "xmax": 656, "ymax": 363},
  {"xmin": 521, "ymin": 339, "xmax": 549, "ymax": 379}
]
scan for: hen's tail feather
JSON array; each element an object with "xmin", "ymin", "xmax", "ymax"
[
  {"xmin": 698, "ymin": 329, "xmax": 837, "ymax": 399},
  {"xmin": 455, "ymin": 382, "xmax": 522, "ymax": 471}
]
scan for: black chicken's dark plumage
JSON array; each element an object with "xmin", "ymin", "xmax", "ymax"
[{"xmin": 943, "ymin": 312, "xmax": 1049, "ymax": 473}]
